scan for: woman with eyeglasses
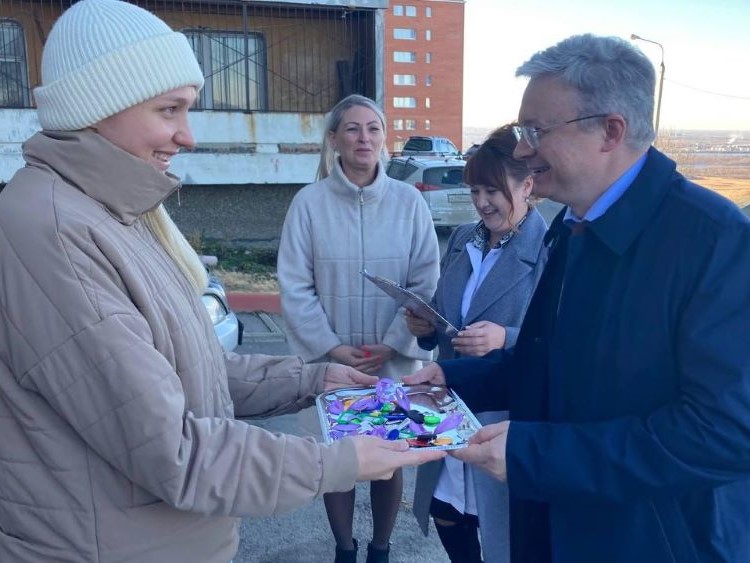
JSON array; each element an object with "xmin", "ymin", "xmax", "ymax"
[{"xmin": 407, "ymin": 124, "xmax": 548, "ymax": 563}]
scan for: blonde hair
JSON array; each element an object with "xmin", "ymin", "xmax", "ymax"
[
  {"xmin": 316, "ymin": 94, "xmax": 388, "ymax": 181},
  {"xmin": 142, "ymin": 204, "xmax": 207, "ymax": 293}
]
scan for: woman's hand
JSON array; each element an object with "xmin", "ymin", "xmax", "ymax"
[
  {"xmin": 323, "ymin": 364, "xmax": 378, "ymax": 391},
  {"xmin": 329, "ymin": 344, "xmax": 394, "ymax": 375},
  {"xmin": 404, "ymin": 309, "xmax": 436, "ymax": 338},
  {"xmin": 351, "ymin": 436, "xmax": 445, "ymax": 481},
  {"xmin": 451, "ymin": 321, "xmax": 506, "ymax": 357}
]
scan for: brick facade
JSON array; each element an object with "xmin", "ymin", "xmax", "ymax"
[{"xmin": 384, "ymin": 0, "xmax": 465, "ymax": 154}]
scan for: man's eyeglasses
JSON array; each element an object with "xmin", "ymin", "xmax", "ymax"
[{"xmin": 512, "ymin": 114, "xmax": 608, "ymax": 150}]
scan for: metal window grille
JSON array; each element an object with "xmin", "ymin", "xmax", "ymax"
[
  {"xmin": 0, "ymin": 19, "xmax": 30, "ymax": 107},
  {"xmin": 0, "ymin": 0, "xmax": 377, "ymax": 113},
  {"xmin": 185, "ymin": 30, "xmax": 267, "ymax": 111}
]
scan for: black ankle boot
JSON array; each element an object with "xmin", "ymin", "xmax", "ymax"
[
  {"xmin": 365, "ymin": 542, "xmax": 389, "ymax": 563},
  {"xmin": 334, "ymin": 538, "xmax": 358, "ymax": 563}
]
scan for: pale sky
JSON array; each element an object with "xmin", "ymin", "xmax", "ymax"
[{"xmin": 463, "ymin": 0, "xmax": 750, "ymax": 132}]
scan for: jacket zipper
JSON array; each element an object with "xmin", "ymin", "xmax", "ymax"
[{"xmin": 359, "ymin": 188, "xmax": 366, "ymax": 348}]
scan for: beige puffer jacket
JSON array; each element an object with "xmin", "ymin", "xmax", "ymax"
[{"xmin": 0, "ymin": 131, "xmax": 356, "ymax": 563}]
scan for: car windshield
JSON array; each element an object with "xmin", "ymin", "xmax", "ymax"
[
  {"xmin": 423, "ymin": 166, "xmax": 464, "ymax": 188},
  {"xmin": 403, "ymin": 138, "xmax": 433, "ymax": 152}
]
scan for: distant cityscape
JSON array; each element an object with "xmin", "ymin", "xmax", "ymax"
[
  {"xmin": 463, "ymin": 127, "xmax": 750, "ymax": 155},
  {"xmin": 462, "ymin": 126, "xmax": 750, "ymax": 210}
]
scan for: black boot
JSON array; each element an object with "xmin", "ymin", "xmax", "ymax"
[
  {"xmin": 365, "ymin": 542, "xmax": 390, "ymax": 563},
  {"xmin": 434, "ymin": 520, "xmax": 483, "ymax": 563},
  {"xmin": 334, "ymin": 538, "xmax": 358, "ymax": 563}
]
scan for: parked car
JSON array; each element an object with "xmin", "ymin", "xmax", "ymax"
[
  {"xmin": 201, "ymin": 256, "xmax": 243, "ymax": 353},
  {"xmin": 401, "ymin": 136, "xmax": 461, "ymax": 157},
  {"xmin": 386, "ymin": 156, "xmax": 478, "ymax": 228}
]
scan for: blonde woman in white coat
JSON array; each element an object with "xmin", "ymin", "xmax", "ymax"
[{"xmin": 278, "ymin": 94, "xmax": 440, "ymax": 563}]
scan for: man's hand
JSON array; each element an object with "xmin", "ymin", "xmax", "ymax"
[
  {"xmin": 323, "ymin": 363, "xmax": 378, "ymax": 391},
  {"xmin": 402, "ymin": 361, "xmax": 446, "ymax": 386},
  {"xmin": 404, "ymin": 309, "xmax": 436, "ymax": 338},
  {"xmin": 450, "ymin": 421, "xmax": 510, "ymax": 481},
  {"xmin": 451, "ymin": 321, "xmax": 507, "ymax": 357},
  {"xmin": 351, "ymin": 436, "xmax": 446, "ymax": 481}
]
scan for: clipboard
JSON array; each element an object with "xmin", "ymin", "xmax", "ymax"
[{"xmin": 362, "ymin": 270, "xmax": 459, "ymax": 337}]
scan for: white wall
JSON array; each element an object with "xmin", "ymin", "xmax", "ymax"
[{"xmin": 0, "ymin": 110, "xmax": 325, "ymax": 185}]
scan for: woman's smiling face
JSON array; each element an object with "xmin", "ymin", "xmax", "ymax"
[
  {"xmin": 94, "ymin": 86, "xmax": 197, "ymax": 173},
  {"xmin": 471, "ymin": 172, "xmax": 532, "ymax": 241},
  {"xmin": 329, "ymin": 104, "xmax": 385, "ymax": 178}
]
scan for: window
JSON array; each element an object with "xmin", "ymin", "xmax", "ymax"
[
  {"xmin": 185, "ymin": 29, "xmax": 267, "ymax": 111},
  {"xmin": 426, "ymin": 7, "xmax": 432, "ymax": 17},
  {"xmin": 425, "ymin": 75, "xmax": 432, "ymax": 86},
  {"xmin": 0, "ymin": 20, "xmax": 30, "ymax": 107},
  {"xmin": 425, "ymin": 97, "xmax": 431, "ymax": 109},
  {"xmin": 405, "ymin": 119, "xmax": 417, "ymax": 131},
  {"xmin": 392, "ymin": 140, "xmax": 406, "ymax": 154},
  {"xmin": 405, "ymin": 5, "xmax": 417, "ymax": 17},
  {"xmin": 393, "ymin": 74, "xmax": 416, "ymax": 86},
  {"xmin": 425, "ymin": 30, "xmax": 432, "ymax": 41},
  {"xmin": 393, "ymin": 5, "xmax": 404, "ymax": 16},
  {"xmin": 393, "ymin": 51, "xmax": 416, "ymax": 63},
  {"xmin": 425, "ymin": 119, "xmax": 431, "ymax": 130},
  {"xmin": 393, "ymin": 97, "xmax": 417, "ymax": 108},
  {"xmin": 425, "ymin": 52, "xmax": 432, "ymax": 64},
  {"xmin": 393, "ymin": 119, "xmax": 404, "ymax": 130},
  {"xmin": 393, "ymin": 28, "xmax": 417, "ymax": 40}
]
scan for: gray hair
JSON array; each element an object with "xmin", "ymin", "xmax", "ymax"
[
  {"xmin": 316, "ymin": 94, "xmax": 389, "ymax": 180},
  {"xmin": 516, "ymin": 34, "xmax": 656, "ymax": 150}
]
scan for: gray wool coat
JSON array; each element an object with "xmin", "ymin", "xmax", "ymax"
[{"xmin": 413, "ymin": 208, "xmax": 548, "ymax": 563}]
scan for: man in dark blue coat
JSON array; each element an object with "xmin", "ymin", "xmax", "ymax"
[{"xmin": 405, "ymin": 33, "xmax": 750, "ymax": 563}]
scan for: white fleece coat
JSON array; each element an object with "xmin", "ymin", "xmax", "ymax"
[{"xmin": 278, "ymin": 159, "xmax": 440, "ymax": 378}]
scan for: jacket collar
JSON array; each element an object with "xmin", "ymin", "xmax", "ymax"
[
  {"xmin": 547, "ymin": 147, "xmax": 677, "ymax": 256},
  {"xmin": 442, "ymin": 209, "xmax": 548, "ymax": 325},
  {"xmin": 329, "ymin": 157, "xmax": 387, "ymax": 202},
  {"xmin": 23, "ymin": 130, "xmax": 181, "ymax": 225}
]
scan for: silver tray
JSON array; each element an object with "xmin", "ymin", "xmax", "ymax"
[{"xmin": 315, "ymin": 383, "xmax": 481, "ymax": 451}]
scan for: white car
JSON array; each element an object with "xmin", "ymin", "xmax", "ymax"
[
  {"xmin": 201, "ymin": 256, "xmax": 243, "ymax": 353},
  {"xmin": 386, "ymin": 156, "xmax": 478, "ymax": 228}
]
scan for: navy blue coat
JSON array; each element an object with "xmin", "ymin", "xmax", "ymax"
[{"xmin": 442, "ymin": 148, "xmax": 750, "ymax": 562}]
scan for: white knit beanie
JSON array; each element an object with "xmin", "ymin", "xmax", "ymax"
[{"xmin": 34, "ymin": 0, "xmax": 205, "ymax": 131}]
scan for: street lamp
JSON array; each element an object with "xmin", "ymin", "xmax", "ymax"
[{"xmin": 631, "ymin": 33, "xmax": 665, "ymax": 140}]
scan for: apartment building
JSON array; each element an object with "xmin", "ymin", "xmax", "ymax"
[{"xmin": 384, "ymin": 0, "xmax": 465, "ymax": 153}]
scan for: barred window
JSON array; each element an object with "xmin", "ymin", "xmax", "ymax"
[
  {"xmin": 185, "ymin": 29, "xmax": 267, "ymax": 111},
  {"xmin": 0, "ymin": 20, "xmax": 30, "ymax": 108}
]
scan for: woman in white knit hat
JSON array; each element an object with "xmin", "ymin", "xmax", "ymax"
[{"xmin": 0, "ymin": 1, "xmax": 444, "ymax": 561}]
